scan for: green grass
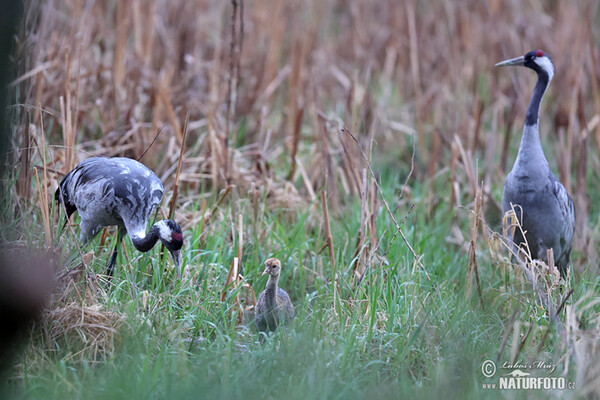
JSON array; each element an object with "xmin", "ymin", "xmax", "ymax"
[{"xmin": 5, "ymin": 169, "xmax": 598, "ymax": 400}]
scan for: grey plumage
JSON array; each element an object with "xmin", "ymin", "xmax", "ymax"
[
  {"xmin": 56, "ymin": 157, "xmax": 183, "ymax": 277},
  {"xmin": 254, "ymin": 258, "xmax": 294, "ymax": 333},
  {"xmin": 497, "ymin": 50, "xmax": 575, "ymax": 276}
]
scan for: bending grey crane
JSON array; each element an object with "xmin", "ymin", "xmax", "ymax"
[
  {"xmin": 496, "ymin": 50, "xmax": 575, "ymax": 277},
  {"xmin": 254, "ymin": 258, "xmax": 294, "ymax": 334},
  {"xmin": 56, "ymin": 157, "xmax": 184, "ymax": 278}
]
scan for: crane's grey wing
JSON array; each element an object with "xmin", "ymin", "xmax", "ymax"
[
  {"xmin": 254, "ymin": 291, "xmax": 266, "ymax": 315},
  {"xmin": 550, "ymin": 175, "xmax": 575, "ymax": 264},
  {"xmin": 108, "ymin": 158, "xmax": 164, "ymax": 235},
  {"xmin": 57, "ymin": 157, "xmax": 165, "ymax": 238},
  {"xmin": 276, "ymin": 288, "xmax": 295, "ymax": 320},
  {"xmin": 254, "ymin": 291, "xmax": 267, "ymax": 331}
]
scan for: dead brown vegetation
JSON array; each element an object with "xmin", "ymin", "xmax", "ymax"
[{"xmin": 7, "ymin": 0, "xmax": 600, "ymax": 394}]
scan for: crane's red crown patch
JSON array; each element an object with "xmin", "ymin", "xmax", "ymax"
[{"xmin": 535, "ymin": 50, "xmax": 544, "ymax": 57}]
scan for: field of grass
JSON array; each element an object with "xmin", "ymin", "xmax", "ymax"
[{"xmin": 2, "ymin": 0, "xmax": 600, "ymax": 398}]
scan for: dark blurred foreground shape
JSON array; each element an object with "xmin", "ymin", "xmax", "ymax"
[
  {"xmin": 0, "ymin": 249, "xmax": 56, "ymax": 372},
  {"xmin": 0, "ymin": 0, "xmax": 55, "ymax": 375}
]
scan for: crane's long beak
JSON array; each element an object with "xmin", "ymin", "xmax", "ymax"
[
  {"xmin": 261, "ymin": 266, "xmax": 270, "ymax": 276},
  {"xmin": 495, "ymin": 56, "xmax": 525, "ymax": 67},
  {"xmin": 170, "ymin": 250, "xmax": 182, "ymax": 278}
]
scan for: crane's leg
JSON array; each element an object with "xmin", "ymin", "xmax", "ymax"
[{"xmin": 106, "ymin": 227, "xmax": 125, "ymax": 278}]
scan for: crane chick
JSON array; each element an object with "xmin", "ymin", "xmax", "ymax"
[
  {"xmin": 254, "ymin": 258, "xmax": 294, "ymax": 334},
  {"xmin": 496, "ymin": 50, "xmax": 575, "ymax": 277},
  {"xmin": 55, "ymin": 157, "xmax": 184, "ymax": 278}
]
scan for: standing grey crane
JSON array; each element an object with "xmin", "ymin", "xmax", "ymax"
[
  {"xmin": 496, "ymin": 50, "xmax": 575, "ymax": 277},
  {"xmin": 56, "ymin": 157, "xmax": 184, "ymax": 278},
  {"xmin": 254, "ymin": 258, "xmax": 294, "ymax": 334}
]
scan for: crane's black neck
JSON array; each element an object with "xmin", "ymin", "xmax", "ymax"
[
  {"xmin": 130, "ymin": 224, "xmax": 161, "ymax": 253},
  {"xmin": 264, "ymin": 275, "xmax": 279, "ymax": 310},
  {"xmin": 525, "ymin": 70, "xmax": 550, "ymax": 127}
]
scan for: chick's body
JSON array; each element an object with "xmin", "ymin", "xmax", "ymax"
[{"xmin": 254, "ymin": 258, "xmax": 294, "ymax": 332}]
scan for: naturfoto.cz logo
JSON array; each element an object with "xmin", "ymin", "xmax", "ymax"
[{"xmin": 480, "ymin": 360, "xmax": 575, "ymax": 391}]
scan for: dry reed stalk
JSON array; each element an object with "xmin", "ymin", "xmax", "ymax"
[
  {"xmin": 319, "ymin": 190, "xmax": 336, "ymax": 275},
  {"xmin": 261, "ymin": 1, "xmax": 284, "ymax": 97},
  {"xmin": 221, "ymin": 257, "xmax": 238, "ymax": 304},
  {"xmin": 168, "ymin": 112, "xmax": 189, "ymax": 220},
  {"xmin": 453, "ymin": 134, "xmax": 477, "ymax": 198},
  {"xmin": 113, "ymin": 1, "xmax": 126, "ymax": 107},
  {"xmin": 237, "ymin": 214, "xmax": 243, "ymax": 260},
  {"xmin": 406, "ymin": 0, "xmax": 423, "ymax": 147},
  {"xmin": 34, "ymin": 70, "xmax": 44, "ymax": 119},
  {"xmin": 207, "ymin": 114, "xmax": 219, "ymax": 187},
  {"xmin": 590, "ymin": 33, "xmax": 600, "ymax": 156},
  {"xmin": 33, "ymin": 168, "xmax": 52, "ymax": 248},
  {"xmin": 157, "ymin": 67, "xmax": 183, "ymax": 143},
  {"xmin": 466, "ymin": 179, "xmax": 484, "ymax": 309},
  {"xmin": 470, "ymin": 90, "xmax": 484, "ymax": 151},
  {"xmin": 197, "ymin": 198, "xmax": 207, "ymax": 247},
  {"xmin": 221, "ymin": 257, "xmax": 244, "ymax": 322},
  {"xmin": 62, "ymin": 49, "xmax": 76, "ymax": 172},
  {"xmin": 240, "ymin": 275, "xmax": 257, "ymax": 311},
  {"xmin": 369, "ymin": 175, "xmax": 378, "ymax": 254},
  {"xmin": 287, "ymin": 104, "xmax": 304, "ymax": 181},
  {"xmin": 34, "ymin": 107, "xmax": 51, "ymax": 247},
  {"xmin": 295, "ymin": 157, "xmax": 316, "ymax": 202},
  {"xmin": 132, "ymin": 0, "xmax": 143, "ymax": 57},
  {"xmin": 449, "ymin": 134, "xmax": 460, "ymax": 214},
  {"xmin": 286, "ymin": 35, "xmax": 304, "ymax": 182},
  {"xmin": 426, "ymin": 129, "xmax": 441, "ymax": 216},
  {"xmin": 237, "ymin": 0, "xmax": 244, "ymax": 95},
  {"xmin": 224, "ymin": 0, "xmax": 240, "ymax": 182},
  {"xmin": 316, "ymin": 113, "xmax": 339, "ymax": 210},
  {"xmin": 144, "ymin": 1, "xmax": 157, "ymax": 66},
  {"xmin": 352, "ymin": 168, "xmax": 368, "ymax": 280},
  {"xmin": 17, "ymin": 122, "xmax": 32, "ymax": 200},
  {"xmin": 98, "ymin": 228, "xmax": 109, "ymax": 249},
  {"xmin": 73, "ymin": 44, "xmax": 82, "ymax": 159}
]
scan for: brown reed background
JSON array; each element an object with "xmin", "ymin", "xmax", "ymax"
[{"xmin": 10, "ymin": 0, "xmax": 600, "ymax": 271}]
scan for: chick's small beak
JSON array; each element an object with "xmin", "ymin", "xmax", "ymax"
[
  {"xmin": 261, "ymin": 266, "xmax": 270, "ymax": 276},
  {"xmin": 495, "ymin": 56, "xmax": 525, "ymax": 67}
]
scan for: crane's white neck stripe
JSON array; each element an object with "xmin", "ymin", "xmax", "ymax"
[
  {"xmin": 534, "ymin": 56, "xmax": 554, "ymax": 81},
  {"xmin": 156, "ymin": 220, "xmax": 172, "ymax": 242}
]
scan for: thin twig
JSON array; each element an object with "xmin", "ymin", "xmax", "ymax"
[
  {"xmin": 341, "ymin": 127, "xmax": 434, "ymax": 288},
  {"xmin": 511, "ymin": 324, "xmax": 533, "ymax": 364},
  {"xmin": 497, "ymin": 310, "xmax": 518, "ymax": 362},
  {"xmin": 137, "ymin": 126, "xmax": 164, "ymax": 162}
]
